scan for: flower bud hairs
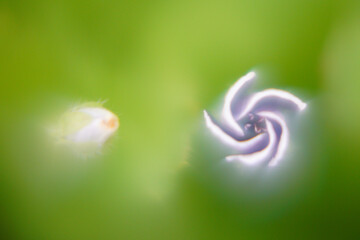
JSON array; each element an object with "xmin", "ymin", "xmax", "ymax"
[
  {"xmin": 49, "ymin": 101, "xmax": 119, "ymax": 158},
  {"xmin": 204, "ymin": 71, "xmax": 307, "ymax": 167}
]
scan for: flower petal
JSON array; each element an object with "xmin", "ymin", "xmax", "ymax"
[
  {"xmin": 257, "ymin": 111, "xmax": 289, "ymax": 167},
  {"xmin": 222, "ymin": 71, "xmax": 256, "ymax": 137},
  {"xmin": 204, "ymin": 110, "xmax": 267, "ymax": 151},
  {"xmin": 225, "ymin": 119, "xmax": 277, "ymax": 165},
  {"xmin": 236, "ymin": 89, "xmax": 307, "ymax": 120}
]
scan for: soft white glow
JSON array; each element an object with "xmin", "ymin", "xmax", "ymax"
[
  {"xmin": 257, "ymin": 111, "xmax": 289, "ymax": 167},
  {"xmin": 236, "ymin": 89, "xmax": 307, "ymax": 120},
  {"xmin": 67, "ymin": 107, "xmax": 119, "ymax": 145},
  {"xmin": 226, "ymin": 119, "xmax": 276, "ymax": 165},
  {"xmin": 78, "ymin": 107, "xmax": 114, "ymax": 119},
  {"xmin": 204, "ymin": 110, "xmax": 266, "ymax": 151},
  {"xmin": 222, "ymin": 71, "xmax": 255, "ymax": 136}
]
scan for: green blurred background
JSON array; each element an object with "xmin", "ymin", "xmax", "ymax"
[{"xmin": 1, "ymin": 0, "xmax": 360, "ymax": 239}]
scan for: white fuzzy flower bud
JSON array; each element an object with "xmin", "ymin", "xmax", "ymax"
[{"xmin": 50, "ymin": 102, "xmax": 119, "ymax": 157}]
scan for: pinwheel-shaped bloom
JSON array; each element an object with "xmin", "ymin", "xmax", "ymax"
[{"xmin": 204, "ymin": 72, "xmax": 307, "ymax": 167}]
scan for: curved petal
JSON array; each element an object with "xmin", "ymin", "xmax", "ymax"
[
  {"xmin": 236, "ymin": 89, "xmax": 307, "ymax": 120},
  {"xmin": 204, "ymin": 110, "xmax": 267, "ymax": 151},
  {"xmin": 257, "ymin": 111, "xmax": 289, "ymax": 167},
  {"xmin": 225, "ymin": 119, "xmax": 277, "ymax": 165},
  {"xmin": 222, "ymin": 71, "xmax": 256, "ymax": 136}
]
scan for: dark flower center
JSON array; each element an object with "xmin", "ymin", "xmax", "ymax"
[{"xmin": 244, "ymin": 113, "xmax": 267, "ymax": 135}]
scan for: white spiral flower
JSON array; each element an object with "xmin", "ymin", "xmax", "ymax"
[{"xmin": 204, "ymin": 71, "xmax": 307, "ymax": 167}]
